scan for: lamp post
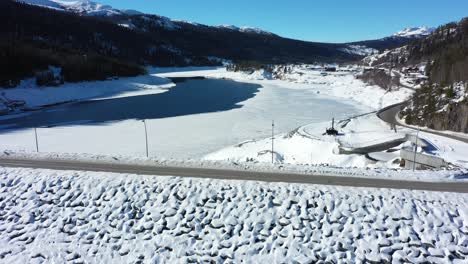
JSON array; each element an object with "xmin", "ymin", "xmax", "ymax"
[
  {"xmin": 271, "ymin": 120, "xmax": 275, "ymax": 164},
  {"xmin": 142, "ymin": 120, "xmax": 149, "ymax": 158},
  {"xmin": 412, "ymin": 129, "xmax": 420, "ymax": 171},
  {"xmin": 34, "ymin": 128, "xmax": 39, "ymax": 152}
]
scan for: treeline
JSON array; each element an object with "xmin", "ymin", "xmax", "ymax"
[
  {"xmin": 0, "ymin": 1, "xmax": 217, "ymax": 87},
  {"xmin": 0, "ymin": 40, "xmax": 146, "ymax": 87},
  {"xmin": 401, "ymin": 83, "xmax": 468, "ymax": 132}
]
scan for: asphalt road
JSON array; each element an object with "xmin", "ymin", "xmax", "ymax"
[
  {"xmin": 1, "ymin": 158, "xmax": 467, "ymax": 193},
  {"xmin": 377, "ymin": 103, "xmax": 468, "ymax": 144}
]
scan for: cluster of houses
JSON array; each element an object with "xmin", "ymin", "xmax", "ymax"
[{"xmin": 401, "ymin": 66, "xmax": 428, "ymax": 85}]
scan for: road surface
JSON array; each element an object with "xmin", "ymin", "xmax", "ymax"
[
  {"xmin": 377, "ymin": 102, "xmax": 468, "ymax": 144},
  {"xmin": 1, "ymin": 158, "xmax": 467, "ymax": 193}
]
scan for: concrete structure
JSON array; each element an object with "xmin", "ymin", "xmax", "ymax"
[
  {"xmin": 400, "ymin": 148, "xmax": 447, "ymax": 169},
  {"xmin": 338, "ymin": 133, "xmax": 430, "ymax": 155}
]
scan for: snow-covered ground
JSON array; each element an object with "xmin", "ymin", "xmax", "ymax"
[
  {"xmin": 0, "ymin": 70, "xmax": 174, "ymax": 108},
  {"xmin": 1, "ymin": 66, "xmax": 467, "ymax": 173},
  {"xmin": 205, "ymin": 113, "xmax": 468, "ymax": 169},
  {"xmin": 1, "ymin": 167, "xmax": 467, "ymax": 263}
]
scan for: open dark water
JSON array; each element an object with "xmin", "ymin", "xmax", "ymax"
[{"xmin": 0, "ymin": 78, "xmax": 261, "ymax": 129}]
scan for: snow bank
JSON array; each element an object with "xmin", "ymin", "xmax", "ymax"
[{"xmin": 0, "ymin": 167, "xmax": 467, "ymax": 263}]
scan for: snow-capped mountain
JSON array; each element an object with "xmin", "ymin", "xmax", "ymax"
[
  {"xmin": 16, "ymin": 0, "xmax": 63, "ymax": 9},
  {"xmin": 217, "ymin": 25, "xmax": 274, "ymax": 35},
  {"xmin": 18, "ymin": 0, "xmax": 275, "ymax": 36},
  {"xmin": 17, "ymin": 0, "xmax": 141, "ymax": 16},
  {"xmin": 348, "ymin": 26, "xmax": 437, "ymax": 55},
  {"xmin": 393, "ymin": 26, "xmax": 435, "ymax": 38}
]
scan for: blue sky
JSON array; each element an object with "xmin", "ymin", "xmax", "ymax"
[{"xmin": 99, "ymin": 0, "xmax": 467, "ymax": 43}]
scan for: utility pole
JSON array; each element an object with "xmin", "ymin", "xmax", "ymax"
[
  {"xmin": 34, "ymin": 128, "xmax": 39, "ymax": 152},
  {"xmin": 412, "ymin": 129, "xmax": 420, "ymax": 171},
  {"xmin": 271, "ymin": 120, "xmax": 275, "ymax": 164},
  {"xmin": 142, "ymin": 120, "xmax": 149, "ymax": 158}
]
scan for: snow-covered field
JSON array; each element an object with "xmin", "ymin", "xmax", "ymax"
[{"xmin": 1, "ymin": 167, "xmax": 467, "ymax": 263}]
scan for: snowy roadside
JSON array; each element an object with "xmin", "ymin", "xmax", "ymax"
[
  {"xmin": 0, "ymin": 167, "xmax": 467, "ymax": 263},
  {"xmin": 397, "ymin": 114, "xmax": 468, "ymax": 141},
  {"xmin": 1, "ymin": 150, "xmax": 466, "ymax": 182}
]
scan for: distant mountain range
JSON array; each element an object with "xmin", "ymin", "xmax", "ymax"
[
  {"xmin": 16, "ymin": 0, "xmax": 142, "ymax": 16},
  {"xmin": 15, "ymin": 0, "xmax": 434, "ymax": 40}
]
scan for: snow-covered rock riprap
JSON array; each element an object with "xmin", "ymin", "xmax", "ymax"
[{"xmin": 0, "ymin": 167, "xmax": 467, "ymax": 263}]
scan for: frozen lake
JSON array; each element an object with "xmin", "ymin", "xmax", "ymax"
[
  {"xmin": 0, "ymin": 77, "xmax": 363, "ymax": 158},
  {"xmin": 0, "ymin": 78, "xmax": 261, "ymax": 129}
]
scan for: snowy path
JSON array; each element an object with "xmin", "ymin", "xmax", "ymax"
[
  {"xmin": 1, "ymin": 157, "xmax": 468, "ymax": 193},
  {"xmin": 0, "ymin": 167, "xmax": 467, "ymax": 263}
]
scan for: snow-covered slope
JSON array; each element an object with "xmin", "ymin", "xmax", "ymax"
[
  {"xmin": 17, "ymin": 0, "xmax": 63, "ymax": 9},
  {"xmin": 217, "ymin": 25, "xmax": 274, "ymax": 35},
  {"xmin": 339, "ymin": 45, "xmax": 378, "ymax": 56},
  {"xmin": 17, "ymin": 0, "xmax": 142, "ymax": 16},
  {"xmin": 17, "ymin": 0, "xmax": 275, "ymax": 36},
  {"xmin": 393, "ymin": 26, "xmax": 435, "ymax": 38}
]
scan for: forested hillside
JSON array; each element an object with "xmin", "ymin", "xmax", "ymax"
[
  {"xmin": 401, "ymin": 18, "xmax": 468, "ymax": 132},
  {"xmin": 2, "ymin": 0, "xmax": 424, "ymax": 87},
  {"xmin": 0, "ymin": 1, "xmax": 215, "ymax": 86}
]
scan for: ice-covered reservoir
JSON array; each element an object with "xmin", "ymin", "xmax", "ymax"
[{"xmin": 0, "ymin": 76, "xmax": 362, "ymax": 158}]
